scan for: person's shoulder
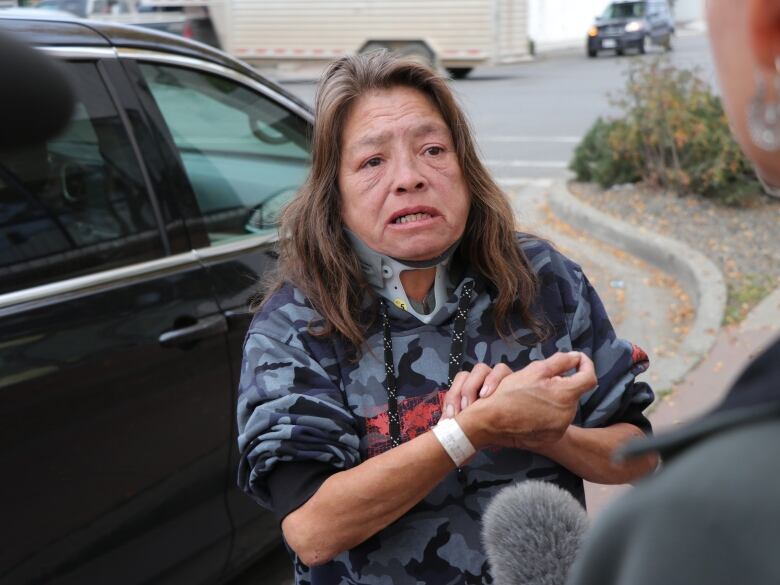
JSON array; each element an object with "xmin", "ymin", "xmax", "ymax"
[
  {"xmin": 574, "ymin": 419, "xmax": 780, "ymax": 578},
  {"xmin": 602, "ymin": 419, "xmax": 780, "ymax": 526},
  {"xmin": 661, "ymin": 418, "xmax": 780, "ymax": 493},
  {"xmin": 515, "ymin": 232, "xmax": 582, "ymax": 281},
  {"xmin": 247, "ymin": 282, "xmax": 324, "ymax": 341}
]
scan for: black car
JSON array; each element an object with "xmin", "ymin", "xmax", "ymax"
[
  {"xmin": 587, "ymin": 0, "xmax": 674, "ymax": 58},
  {"xmin": 0, "ymin": 14, "xmax": 312, "ymax": 584}
]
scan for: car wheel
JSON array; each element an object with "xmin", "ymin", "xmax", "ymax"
[
  {"xmin": 663, "ymin": 34, "xmax": 673, "ymax": 52},
  {"xmin": 616, "ymin": 48, "xmax": 624, "ymax": 56},
  {"xmin": 446, "ymin": 67, "xmax": 472, "ymax": 79},
  {"xmin": 587, "ymin": 49, "xmax": 597, "ymax": 58}
]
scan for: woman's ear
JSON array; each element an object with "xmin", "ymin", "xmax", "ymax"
[{"xmin": 749, "ymin": 0, "xmax": 780, "ymax": 71}]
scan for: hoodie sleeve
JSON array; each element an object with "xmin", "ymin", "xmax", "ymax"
[
  {"xmin": 519, "ymin": 235, "xmax": 654, "ymax": 432},
  {"xmin": 567, "ymin": 268, "xmax": 654, "ymax": 433},
  {"xmin": 236, "ymin": 296, "xmax": 361, "ymax": 518}
]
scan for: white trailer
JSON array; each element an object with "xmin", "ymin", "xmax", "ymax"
[{"xmin": 140, "ymin": 0, "xmax": 531, "ymax": 78}]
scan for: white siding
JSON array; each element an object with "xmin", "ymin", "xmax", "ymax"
[
  {"xmin": 205, "ymin": 0, "xmax": 230, "ymax": 48},
  {"xmin": 495, "ymin": 0, "xmax": 529, "ymax": 62},
  {"xmin": 672, "ymin": 0, "xmax": 704, "ymax": 22},
  {"xmin": 223, "ymin": 0, "xmax": 528, "ymax": 66},
  {"xmin": 528, "ymin": 0, "xmax": 610, "ymax": 50}
]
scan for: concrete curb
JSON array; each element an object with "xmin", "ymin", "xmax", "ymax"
[
  {"xmin": 740, "ymin": 286, "xmax": 780, "ymax": 335},
  {"xmin": 547, "ymin": 179, "xmax": 727, "ymax": 386}
]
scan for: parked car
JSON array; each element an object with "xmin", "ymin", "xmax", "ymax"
[
  {"xmin": 586, "ymin": 0, "xmax": 674, "ymax": 58},
  {"xmin": 20, "ymin": 0, "xmax": 195, "ymax": 39},
  {"xmin": 0, "ymin": 14, "xmax": 312, "ymax": 584}
]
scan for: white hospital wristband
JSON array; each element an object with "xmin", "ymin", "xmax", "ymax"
[{"xmin": 432, "ymin": 417, "xmax": 476, "ymax": 467}]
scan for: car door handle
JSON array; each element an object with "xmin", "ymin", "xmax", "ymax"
[
  {"xmin": 159, "ymin": 315, "xmax": 228, "ymax": 347},
  {"xmin": 225, "ymin": 309, "xmax": 252, "ymax": 319}
]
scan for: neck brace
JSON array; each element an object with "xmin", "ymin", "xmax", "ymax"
[{"xmin": 346, "ymin": 230, "xmax": 458, "ymax": 324}]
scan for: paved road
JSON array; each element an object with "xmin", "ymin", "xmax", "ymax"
[{"xmin": 277, "ymin": 33, "xmax": 715, "ymax": 181}]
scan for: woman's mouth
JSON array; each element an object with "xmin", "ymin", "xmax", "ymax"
[{"xmin": 393, "ymin": 212, "xmax": 433, "ymax": 225}]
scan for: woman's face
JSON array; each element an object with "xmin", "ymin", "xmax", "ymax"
[
  {"xmin": 337, "ymin": 86, "xmax": 470, "ymax": 261},
  {"xmin": 708, "ymin": 0, "xmax": 780, "ymax": 184}
]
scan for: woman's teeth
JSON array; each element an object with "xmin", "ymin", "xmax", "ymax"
[{"xmin": 394, "ymin": 212, "xmax": 432, "ymax": 224}]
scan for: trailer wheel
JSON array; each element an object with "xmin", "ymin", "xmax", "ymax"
[
  {"xmin": 359, "ymin": 40, "xmax": 436, "ymax": 68},
  {"xmin": 447, "ymin": 68, "xmax": 472, "ymax": 79}
]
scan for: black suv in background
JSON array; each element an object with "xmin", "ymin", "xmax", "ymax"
[
  {"xmin": 0, "ymin": 15, "xmax": 312, "ymax": 584},
  {"xmin": 587, "ymin": 0, "xmax": 674, "ymax": 57}
]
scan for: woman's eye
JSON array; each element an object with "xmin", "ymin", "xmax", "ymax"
[
  {"xmin": 426, "ymin": 146, "xmax": 444, "ymax": 156},
  {"xmin": 363, "ymin": 157, "xmax": 382, "ymax": 168}
]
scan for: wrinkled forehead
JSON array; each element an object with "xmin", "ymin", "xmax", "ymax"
[{"xmin": 338, "ymin": 85, "xmax": 452, "ymax": 150}]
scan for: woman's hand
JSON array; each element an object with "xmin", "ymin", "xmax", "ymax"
[
  {"xmin": 457, "ymin": 352, "xmax": 597, "ymax": 452},
  {"xmin": 441, "ymin": 362, "xmax": 513, "ymax": 418}
]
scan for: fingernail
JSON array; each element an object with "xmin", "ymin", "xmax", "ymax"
[
  {"xmin": 479, "ymin": 385, "xmax": 488, "ymax": 397},
  {"xmin": 446, "ymin": 404, "xmax": 454, "ymax": 418},
  {"xmin": 461, "ymin": 396, "xmax": 469, "ymax": 409},
  {"xmin": 568, "ymin": 351, "xmax": 581, "ymax": 358}
]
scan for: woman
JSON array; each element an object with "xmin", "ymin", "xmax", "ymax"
[
  {"xmin": 567, "ymin": 1, "xmax": 780, "ymax": 583},
  {"xmin": 237, "ymin": 51, "xmax": 657, "ymax": 584}
]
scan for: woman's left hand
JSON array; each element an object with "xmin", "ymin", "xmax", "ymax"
[{"xmin": 441, "ymin": 362, "xmax": 513, "ymax": 419}]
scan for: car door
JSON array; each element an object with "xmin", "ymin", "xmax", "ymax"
[
  {"xmin": 120, "ymin": 51, "xmax": 313, "ymax": 575},
  {"xmin": 0, "ymin": 52, "xmax": 234, "ymax": 584}
]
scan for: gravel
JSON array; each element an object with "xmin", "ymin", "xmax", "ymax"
[{"xmin": 569, "ymin": 182, "xmax": 780, "ymax": 323}]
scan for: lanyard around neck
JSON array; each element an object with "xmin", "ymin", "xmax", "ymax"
[{"xmin": 379, "ymin": 280, "xmax": 475, "ymax": 448}]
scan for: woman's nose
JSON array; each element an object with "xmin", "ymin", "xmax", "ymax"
[{"xmin": 393, "ymin": 156, "xmax": 427, "ymax": 193}]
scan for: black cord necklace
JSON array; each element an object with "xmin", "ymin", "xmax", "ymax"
[{"xmin": 379, "ymin": 280, "xmax": 475, "ymax": 448}]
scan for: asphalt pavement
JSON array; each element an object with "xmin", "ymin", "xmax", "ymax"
[{"xmin": 273, "ymin": 34, "xmax": 716, "ymax": 180}]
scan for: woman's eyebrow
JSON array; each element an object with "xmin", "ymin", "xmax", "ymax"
[
  {"xmin": 350, "ymin": 130, "xmax": 393, "ymax": 153},
  {"xmin": 411, "ymin": 122, "xmax": 450, "ymax": 139},
  {"xmin": 350, "ymin": 123, "xmax": 451, "ymax": 153}
]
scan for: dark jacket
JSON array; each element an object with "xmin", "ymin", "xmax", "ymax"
[{"xmin": 237, "ymin": 237, "xmax": 654, "ymax": 585}]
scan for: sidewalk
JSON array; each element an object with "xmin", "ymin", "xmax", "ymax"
[
  {"xmin": 506, "ymin": 179, "xmax": 702, "ymax": 396},
  {"xmin": 505, "ymin": 179, "xmax": 780, "ymax": 516}
]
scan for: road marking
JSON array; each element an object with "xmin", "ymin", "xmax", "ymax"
[
  {"xmin": 481, "ymin": 136, "xmax": 582, "ymax": 143},
  {"xmin": 486, "ymin": 159, "xmax": 569, "ymax": 169},
  {"xmin": 496, "ymin": 178, "xmax": 554, "ymax": 188}
]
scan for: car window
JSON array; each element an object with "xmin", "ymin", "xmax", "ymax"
[
  {"xmin": 602, "ymin": 2, "xmax": 646, "ymax": 18},
  {"xmin": 139, "ymin": 63, "xmax": 311, "ymax": 245},
  {"xmin": 0, "ymin": 61, "xmax": 164, "ymax": 296}
]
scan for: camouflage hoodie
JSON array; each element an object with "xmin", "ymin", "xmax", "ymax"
[{"xmin": 237, "ymin": 236, "xmax": 653, "ymax": 585}]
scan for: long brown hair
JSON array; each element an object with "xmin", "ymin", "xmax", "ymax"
[{"xmin": 258, "ymin": 51, "xmax": 544, "ymax": 348}]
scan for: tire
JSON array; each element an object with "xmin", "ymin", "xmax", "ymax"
[
  {"xmin": 587, "ymin": 49, "xmax": 597, "ymax": 58},
  {"xmin": 398, "ymin": 46, "xmax": 434, "ymax": 68},
  {"xmin": 663, "ymin": 34, "xmax": 673, "ymax": 52},
  {"xmin": 360, "ymin": 40, "xmax": 435, "ymax": 68},
  {"xmin": 616, "ymin": 48, "xmax": 625, "ymax": 56},
  {"xmin": 447, "ymin": 67, "xmax": 472, "ymax": 79}
]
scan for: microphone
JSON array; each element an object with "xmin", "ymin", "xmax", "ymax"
[
  {"xmin": 482, "ymin": 480, "xmax": 589, "ymax": 585},
  {"xmin": 0, "ymin": 31, "xmax": 75, "ymax": 150}
]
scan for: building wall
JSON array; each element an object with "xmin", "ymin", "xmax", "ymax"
[
  {"xmin": 528, "ymin": 0, "xmax": 610, "ymax": 51},
  {"xmin": 672, "ymin": 0, "xmax": 704, "ymax": 23}
]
